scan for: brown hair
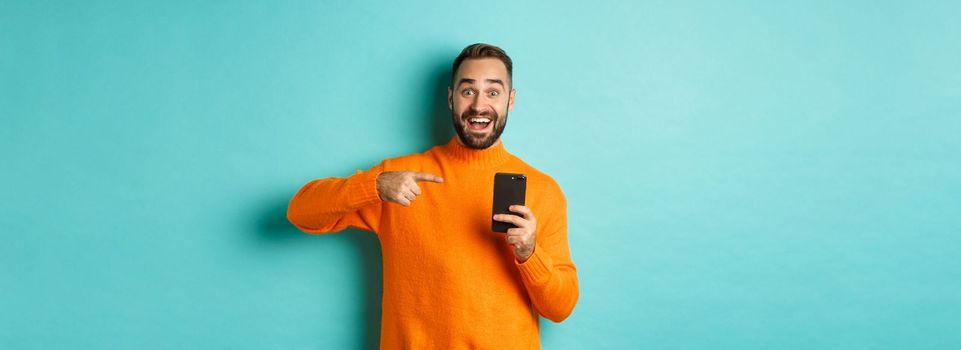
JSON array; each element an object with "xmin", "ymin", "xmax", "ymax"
[{"xmin": 451, "ymin": 43, "xmax": 513, "ymax": 86}]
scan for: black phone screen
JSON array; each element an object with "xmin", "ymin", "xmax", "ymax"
[{"xmin": 492, "ymin": 172, "xmax": 527, "ymax": 233}]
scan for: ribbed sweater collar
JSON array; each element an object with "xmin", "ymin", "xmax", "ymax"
[{"xmin": 440, "ymin": 136, "xmax": 512, "ymax": 168}]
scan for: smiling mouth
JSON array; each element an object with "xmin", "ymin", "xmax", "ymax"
[{"xmin": 466, "ymin": 116, "xmax": 492, "ymax": 132}]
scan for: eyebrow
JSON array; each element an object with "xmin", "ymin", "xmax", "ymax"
[{"xmin": 456, "ymin": 78, "xmax": 506, "ymax": 88}]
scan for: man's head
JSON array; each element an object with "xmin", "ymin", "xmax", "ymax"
[{"xmin": 448, "ymin": 43, "xmax": 516, "ymax": 149}]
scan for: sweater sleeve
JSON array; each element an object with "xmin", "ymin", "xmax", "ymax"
[
  {"xmin": 286, "ymin": 162, "xmax": 385, "ymax": 234},
  {"xmin": 514, "ymin": 191, "xmax": 579, "ymax": 323}
]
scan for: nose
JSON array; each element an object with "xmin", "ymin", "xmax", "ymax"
[{"xmin": 469, "ymin": 94, "xmax": 482, "ymax": 110}]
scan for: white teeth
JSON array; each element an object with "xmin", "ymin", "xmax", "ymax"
[{"xmin": 469, "ymin": 118, "xmax": 491, "ymax": 123}]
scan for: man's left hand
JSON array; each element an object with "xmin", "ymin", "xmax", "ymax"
[{"xmin": 493, "ymin": 205, "xmax": 537, "ymax": 263}]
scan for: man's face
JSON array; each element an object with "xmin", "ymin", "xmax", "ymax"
[{"xmin": 448, "ymin": 58, "xmax": 516, "ymax": 149}]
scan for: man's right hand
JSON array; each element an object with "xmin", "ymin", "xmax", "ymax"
[{"xmin": 376, "ymin": 171, "xmax": 444, "ymax": 207}]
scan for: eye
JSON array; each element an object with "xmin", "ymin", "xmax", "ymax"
[
  {"xmin": 462, "ymin": 89, "xmax": 475, "ymax": 96},
  {"xmin": 488, "ymin": 91, "xmax": 499, "ymax": 97}
]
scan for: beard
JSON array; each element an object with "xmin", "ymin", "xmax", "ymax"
[{"xmin": 451, "ymin": 107, "xmax": 508, "ymax": 150}]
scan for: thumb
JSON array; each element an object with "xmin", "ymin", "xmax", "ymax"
[{"xmin": 411, "ymin": 172, "xmax": 444, "ymax": 183}]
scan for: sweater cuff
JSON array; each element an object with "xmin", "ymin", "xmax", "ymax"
[
  {"xmin": 346, "ymin": 169, "xmax": 382, "ymax": 209},
  {"xmin": 515, "ymin": 243, "xmax": 554, "ymax": 286}
]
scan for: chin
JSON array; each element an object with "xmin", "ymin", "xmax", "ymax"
[
  {"xmin": 458, "ymin": 130, "xmax": 499, "ymax": 149},
  {"xmin": 452, "ymin": 112, "xmax": 507, "ymax": 149}
]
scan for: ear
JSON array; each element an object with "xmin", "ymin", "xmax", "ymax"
[
  {"xmin": 508, "ymin": 88, "xmax": 517, "ymax": 112},
  {"xmin": 447, "ymin": 86, "xmax": 454, "ymax": 110}
]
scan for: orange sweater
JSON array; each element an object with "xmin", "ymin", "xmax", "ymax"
[{"xmin": 287, "ymin": 137, "xmax": 579, "ymax": 349}]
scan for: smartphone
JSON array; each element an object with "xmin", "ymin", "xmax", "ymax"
[{"xmin": 492, "ymin": 172, "xmax": 527, "ymax": 233}]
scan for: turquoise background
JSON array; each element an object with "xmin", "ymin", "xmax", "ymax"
[{"xmin": 2, "ymin": 1, "xmax": 960, "ymax": 349}]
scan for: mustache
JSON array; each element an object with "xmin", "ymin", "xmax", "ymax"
[{"xmin": 460, "ymin": 108, "xmax": 498, "ymax": 120}]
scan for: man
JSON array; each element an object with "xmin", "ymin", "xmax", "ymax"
[{"xmin": 287, "ymin": 43, "xmax": 578, "ymax": 349}]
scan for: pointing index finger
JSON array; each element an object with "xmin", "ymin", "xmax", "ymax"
[{"xmin": 412, "ymin": 172, "xmax": 444, "ymax": 183}]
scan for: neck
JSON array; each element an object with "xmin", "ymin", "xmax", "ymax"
[{"xmin": 455, "ymin": 136, "xmax": 502, "ymax": 149}]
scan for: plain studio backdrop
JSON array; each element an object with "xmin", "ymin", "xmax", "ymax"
[{"xmin": 2, "ymin": 1, "xmax": 959, "ymax": 349}]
